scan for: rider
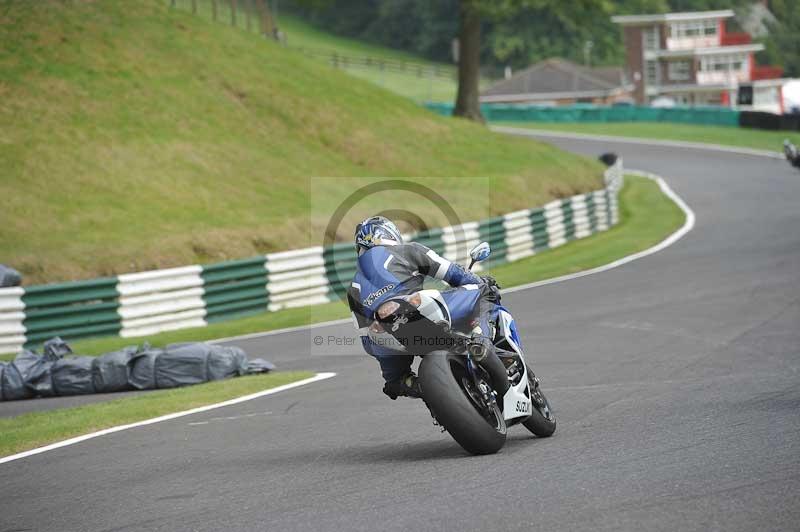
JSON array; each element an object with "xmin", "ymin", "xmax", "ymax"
[
  {"xmin": 347, "ymin": 216, "xmax": 500, "ymax": 400},
  {"xmin": 784, "ymin": 139, "xmax": 800, "ymax": 169}
]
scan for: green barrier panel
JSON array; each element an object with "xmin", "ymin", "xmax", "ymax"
[
  {"xmin": 22, "ymin": 278, "xmax": 120, "ymax": 347},
  {"xmin": 323, "ymin": 242, "xmax": 358, "ymax": 299},
  {"xmin": 529, "ymin": 209, "xmax": 549, "ymax": 251},
  {"xmin": 585, "ymin": 194, "xmax": 598, "ymax": 232},
  {"xmin": 560, "ymin": 198, "xmax": 576, "ymax": 241},
  {"xmin": 202, "ymin": 257, "xmax": 269, "ymax": 323},
  {"xmin": 413, "ymin": 227, "xmax": 445, "ymax": 256},
  {"xmin": 477, "ymin": 216, "xmax": 508, "ymax": 269}
]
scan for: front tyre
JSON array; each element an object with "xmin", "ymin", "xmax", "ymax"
[
  {"xmin": 522, "ymin": 366, "xmax": 556, "ymax": 437},
  {"xmin": 419, "ymin": 351, "xmax": 506, "ymax": 455}
]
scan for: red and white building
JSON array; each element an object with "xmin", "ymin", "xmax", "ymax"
[{"xmin": 612, "ymin": 9, "xmax": 788, "ymax": 112}]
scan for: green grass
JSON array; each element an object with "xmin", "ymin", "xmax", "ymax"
[
  {"xmin": 0, "ymin": 0, "xmax": 600, "ymax": 285},
  {"xmin": 0, "ymin": 175, "xmax": 682, "ymax": 362},
  {"xmin": 496, "ymin": 121, "xmax": 800, "ymax": 153},
  {"xmin": 0, "ymin": 371, "xmax": 313, "ymax": 458}
]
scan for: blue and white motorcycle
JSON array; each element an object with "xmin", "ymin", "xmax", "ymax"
[{"xmin": 370, "ymin": 242, "xmax": 556, "ymax": 455}]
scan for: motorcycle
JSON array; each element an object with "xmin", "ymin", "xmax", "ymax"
[
  {"xmin": 784, "ymin": 140, "xmax": 800, "ymax": 170},
  {"xmin": 370, "ymin": 242, "xmax": 556, "ymax": 455}
]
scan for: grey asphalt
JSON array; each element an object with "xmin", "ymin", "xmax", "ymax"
[{"xmin": 2, "ymin": 136, "xmax": 799, "ymax": 532}]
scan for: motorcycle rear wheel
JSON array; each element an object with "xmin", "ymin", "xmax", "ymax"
[{"xmin": 419, "ymin": 351, "xmax": 507, "ymax": 455}]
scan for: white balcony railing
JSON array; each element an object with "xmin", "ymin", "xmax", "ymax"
[
  {"xmin": 697, "ymin": 70, "xmax": 749, "ymax": 85},
  {"xmin": 666, "ymin": 36, "xmax": 720, "ymax": 50}
]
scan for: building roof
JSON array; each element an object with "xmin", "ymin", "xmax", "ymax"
[
  {"xmin": 611, "ymin": 10, "xmax": 734, "ymax": 25},
  {"xmin": 480, "ymin": 59, "xmax": 631, "ymax": 103}
]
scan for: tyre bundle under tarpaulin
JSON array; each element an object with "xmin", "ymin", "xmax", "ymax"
[{"xmin": 0, "ymin": 338, "xmax": 275, "ymax": 401}]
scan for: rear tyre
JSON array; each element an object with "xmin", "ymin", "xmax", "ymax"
[
  {"xmin": 522, "ymin": 366, "xmax": 556, "ymax": 437},
  {"xmin": 419, "ymin": 351, "xmax": 506, "ymax": 455}
]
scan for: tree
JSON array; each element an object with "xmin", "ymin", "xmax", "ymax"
[
  {"xmin": 453, "ymin": 1, "xmax": 484, "ymax": 121},
  {"xmin": 760, "ymin": 0, "xmax": 800, "ymax": 77},
  {"xmin": 452, "ymin": 0, "xmax": 612, "ymax": 122}
]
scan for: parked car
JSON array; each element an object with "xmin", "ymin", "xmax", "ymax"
[{"xmin": 650, "ymin": 96, "xmax": 677, "ymax": 108}]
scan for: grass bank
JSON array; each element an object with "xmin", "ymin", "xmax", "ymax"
[
  {"xmin": 1, "ymin": 0, "xmax": 599, "ymax": 284},
  {"xmin": 0, "ymin": 371, "xmax": 314, "ymax": 458},
  {"xmin": 495, "ymin": 121, "xmax": 800, "ymax": 153},
  {"xmin": 0, "ymin": 174, "xmax": 684, "ymax": 362}
]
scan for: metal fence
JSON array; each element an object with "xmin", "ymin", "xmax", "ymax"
[
  {"xmin": 169, "ymin": 0, "xmax": 278, "ymax": 36},
  {"xmin": 295, "ymin": 47, "xmax": 458, "ymax": 82}
]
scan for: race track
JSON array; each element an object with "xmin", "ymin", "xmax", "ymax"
[{"xmin": 2, "ymin": 136, "xmax": 799, "ymax": 532}]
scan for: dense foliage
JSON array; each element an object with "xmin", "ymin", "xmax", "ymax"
[{"xmin": 284, "ymin": 0, "xmax": 795, "ymax": 76}]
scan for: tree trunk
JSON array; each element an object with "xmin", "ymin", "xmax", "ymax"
[{"xmin": 453, "ymin": 0, "xmax": 484, "ymax": 123}]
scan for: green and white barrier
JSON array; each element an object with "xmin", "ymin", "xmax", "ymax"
[{"xmin": 0, "ymin": 161, "xmax": 622, "ymax": 354}]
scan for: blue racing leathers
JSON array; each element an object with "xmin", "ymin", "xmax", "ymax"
[{"xmin": 346, "ymin": 243, "xmax": 496, "ymax": 383}]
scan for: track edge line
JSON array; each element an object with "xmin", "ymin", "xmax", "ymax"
[
  {"xmin": 0, "ymin": 372, "xmax": 337, "ymax": 465},
  {"xmin": 503, "ymin": 169, "xmax": 695, "ymax": 294}
]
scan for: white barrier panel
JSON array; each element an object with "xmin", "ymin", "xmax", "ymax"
[
  {"xmin": 118, "ymin": 266, "xmax": 206, "ymax": 338},
  {"xmin": 0, "ymin": 287, "xmax": 26, "ymax": 355},
  {"xmin": 441, "ymin": 221, "xmax": 481, "ymax": 264},
  {"xmin": 265, "ymin": 247, "xmax": 331, "ymax": 311}
]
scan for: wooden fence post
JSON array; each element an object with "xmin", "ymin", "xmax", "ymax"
[
  {"xmin": 211, "ymin": 0, "xmax": 217, "ymax": 21},
  {"xmin": 256, "ymin": 0, "xmax": 274, "ymax": 38},
  {"xmin": 231, "ymin": 0, "xmax": 237, "ymax": 27},
  {"xmin": 191, "ymin": 0, "xmax": 196, "ymax": 14},
  {"xmin": 245, "ymin": 0, "xmax": 251, "ymax": 32}
]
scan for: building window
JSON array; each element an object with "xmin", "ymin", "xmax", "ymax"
[
  {"xmin": 671, "ymin": 20, "xmax": 717, "ymax": 38},
  {"xmin": 700, "ymin": 54, "xmax": 748, "ymax": 74},
  {"xmin": 645, "ymin": 60, "xmax": 658, "ymax": 85},
  {"xmin": 643, "ymin": 26, "xmax": 659, "ymax": 50},
  {"xmin": 668, "ymin": 60, "xmax": 691, "ymax": 81}
]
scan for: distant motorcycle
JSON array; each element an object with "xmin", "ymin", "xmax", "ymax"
[
  {"xmin": 370, "ymin": 242, "xmax": 556, "ymax": 455},
  {"xmin": 784, "ymin": 140, "xmax": 800, "ymax": 170}
]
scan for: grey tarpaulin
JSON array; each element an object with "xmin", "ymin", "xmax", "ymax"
[
  {"xmin": 92, "ymin": 347, "xmax": 138, "ymax": 393},
  {"xmin": 0, "ymin": 339, "xmax": 273, "ymax": 401},
  {"xmin": 0, "ymin": 360, "xmax": 30, "ymax": 401},
  {"xmin": 43, "ymin": 337, "xmax": 72, "ymax": 359},
  {"xmin": 13, "ymin": 350, "xmax": 55, "ymax": 397},
  {"xmin": 247, "ymin": 358, "xmax": 276, "ymax": 373},
  {"xmin": 128, "ymin": 348, "xmax": 162, "ymax": 391},
  {"xmin": 0, "ymin": 264, "xmax": 21, "ymax": 287},
  {"xmin": 130, "ymin": 343, "xmax": 250, "ymax": 390},
  {"xmin": 51, "ymin": 356, "xmax": 96, "ymax": 396}
]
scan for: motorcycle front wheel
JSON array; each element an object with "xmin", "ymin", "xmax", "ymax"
[
  {"xmin": 419, "ymin": 351, "xmax": 506, "ymax": 455},
  {"xmin": 521, "ymin": 365, "xmax": 556, "ymax": 437}
]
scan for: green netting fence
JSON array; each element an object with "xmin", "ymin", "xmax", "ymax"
[{"xmin": 424, "ymin": 103, "xmax": 740, "ymax": 127}]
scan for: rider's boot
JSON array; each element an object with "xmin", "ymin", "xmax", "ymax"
[
  {"xmin": 383, "ymin": 372, "xmax": 422, "ymax": 400},
  {"xmin": 467, "ymin": 333, "xmax": 494, "ymax": 362}
]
